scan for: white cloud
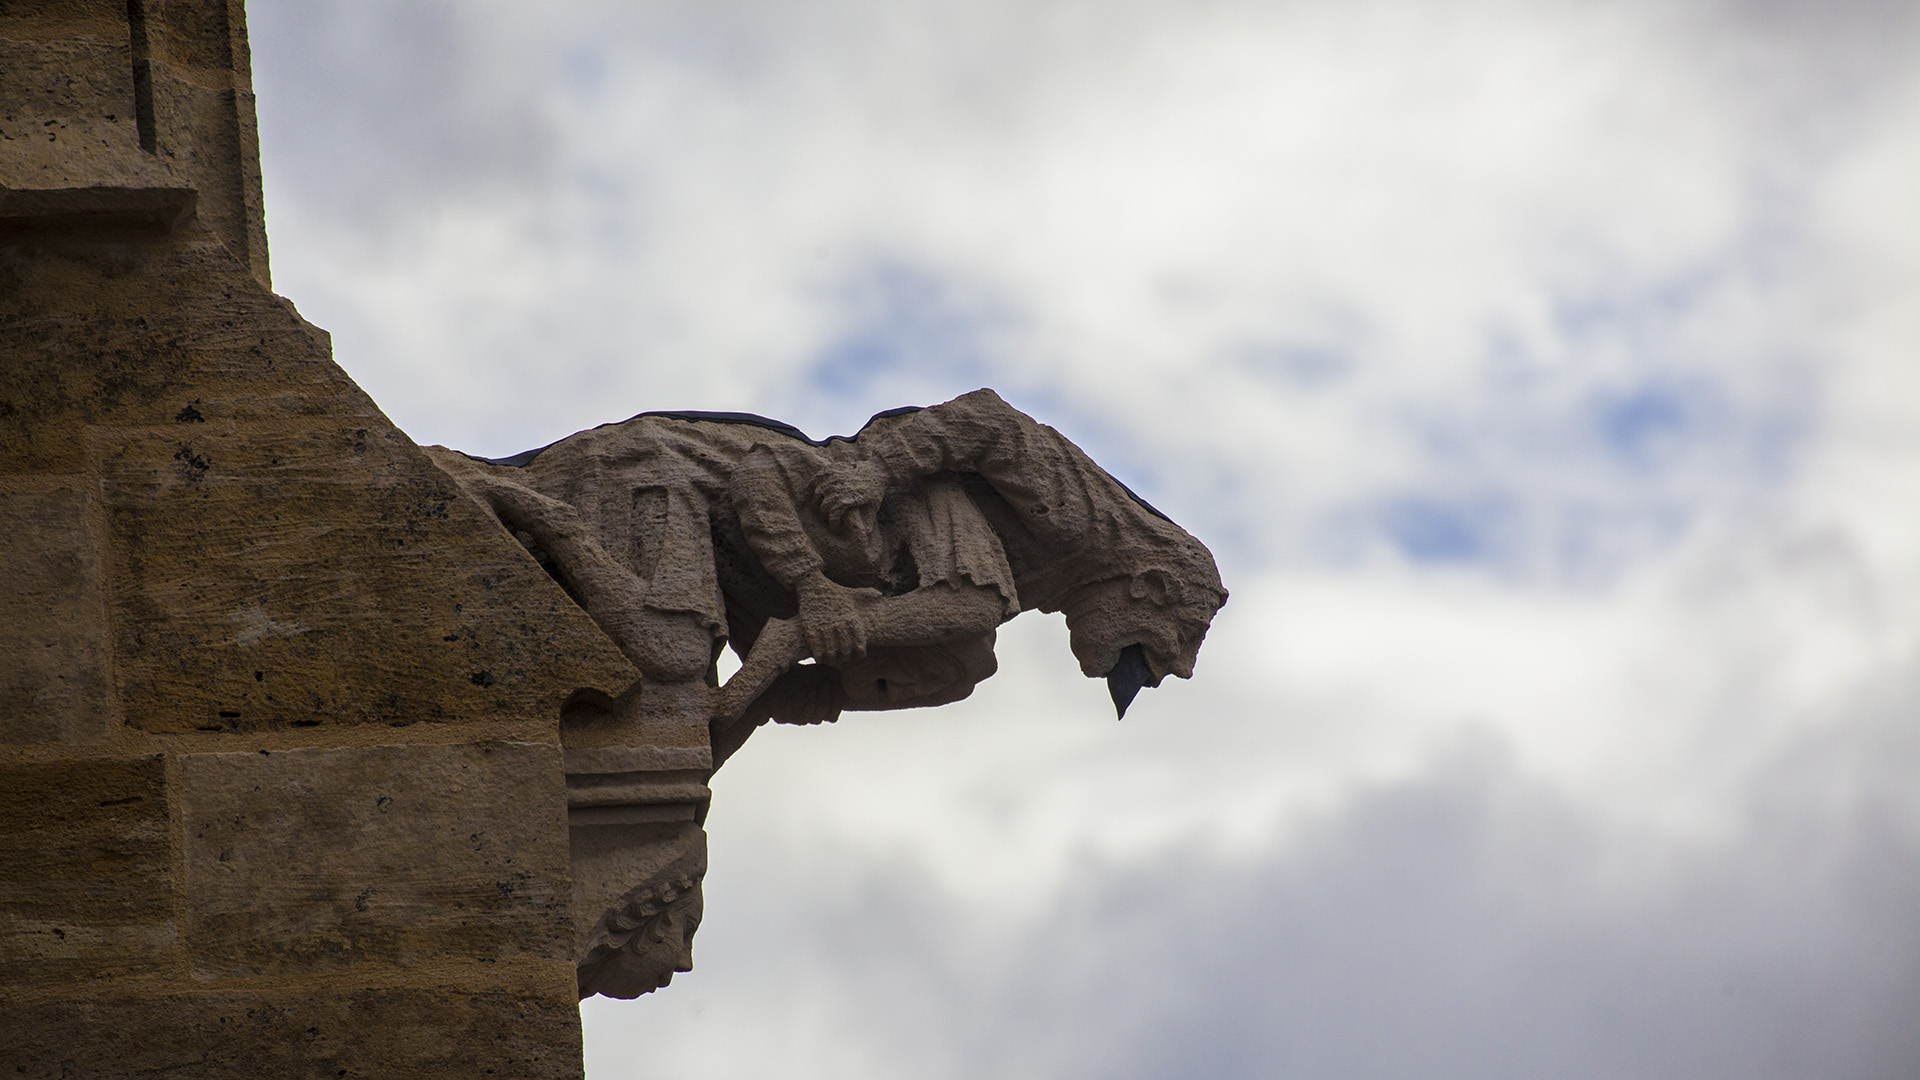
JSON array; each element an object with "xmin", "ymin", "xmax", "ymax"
[{"xmin": 249, "ymin": 0, "xmax": 1920, "ymax": 1075}]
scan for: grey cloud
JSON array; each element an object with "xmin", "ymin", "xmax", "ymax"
[
  {"xmin": 1696, "ymin": 0, "xmax": 1920, "ymax": 122},
  {"xmin": 1053, "ymin": 737, "xmax": 1918, "ymax": 1080},
  {"xmin": 599, "ymin": 713, "xmax": 1920, "ymax": 1079},
  {"xmin": 250, "ymin": 1, "xmax": 557, "ymax": 229}
]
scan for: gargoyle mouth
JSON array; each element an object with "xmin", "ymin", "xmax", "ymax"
[{"xmin": 1106, "ymin": 642, "xmax": 1155, "ymax": 720}]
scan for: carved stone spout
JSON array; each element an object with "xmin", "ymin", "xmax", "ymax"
[{"xmin": 427, "ymin": 388, "xmax": 1228, "ymax": 996}]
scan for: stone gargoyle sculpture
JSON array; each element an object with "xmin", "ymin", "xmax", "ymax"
[{"xmin": 426, "ymin": 388, "xmax": 1226, "ymax": 999}]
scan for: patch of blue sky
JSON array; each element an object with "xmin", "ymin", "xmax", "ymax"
[
  {"xmin": 1365, "ymin": 389, "xmax": 1776, "ymax": 577},
  {"xmin": 1589, "ymin": 379, "xmax": 1717, "ymax": 473},
  {"xmin": 1382, "ymin": 374, "xmax": 1766, "ymax": 572},
  {"xmin": 798, "ymin": 261, "xmax": 1007, "ymax": 433},
  {"xmin": 1551, "ymin": 275, "xmax": 1717, "ymax": 351},
  {"xmin": 802, "ymin": 277, "xmax": 1245, "ymax": 557},
  {"xmin": 1379, "ymin": 495, "xmax": 1513, "ymax": 566},
  {"xmin": 1547, "ymin": 273, "xmax": 1808, "ymax": 486},
  {"xmin": 562, "ymin": 43, "xmax": 607, "ymax": 101},
  {"xmin": 1358, "ymin": 490, "xmax": 1700, "ymax": 585},
  {"xmin": 1355, "ymin": 252, "xmax": 1812, "ymax": 579},
  {"xmin": 1366, "ymin": 373, "xmax": 1772, "ymax": 578}
]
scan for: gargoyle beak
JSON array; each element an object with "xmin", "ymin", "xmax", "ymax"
[{"xmin": 1106, "ymin": 642, "xmax": 1154, "ymax": 720}]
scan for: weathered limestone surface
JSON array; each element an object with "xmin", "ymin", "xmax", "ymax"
[
  {"xmin": 0, "ymin": 481, "xmax": 113, "ymax": 743},
  {"xmin": 0, "ymin": 0, "xmax": 267, "ymax": 282},
  {"xmin": 3, "ymin": 235, "xmax": 637, "ymax": 734},
  {"xmin": 0, "ymin": 982, "xmax": 584, "ymax": 1079},
  {"xmin": 180, "ymin": 743, "xmax": 571, "ymax": 977},
  {"xmin": 0, "ymin": 756, "xmax": 177, "ymax": 988},
  {"xmin": 0, "ymin": 2, "xmax": 179, "ymax": 192}
]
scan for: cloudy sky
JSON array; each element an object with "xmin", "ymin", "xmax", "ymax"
[{"xmin": 247, "ymin": 1, "xmax": 1919, "ymax": 1076}]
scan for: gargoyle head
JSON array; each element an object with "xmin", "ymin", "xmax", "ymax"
[{"xmin": 1063, "ymin": 570, "xmax": 1226, "ymax": 718}]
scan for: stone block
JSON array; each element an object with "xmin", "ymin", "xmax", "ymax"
[
  {"xmin": 0, "ymin": 479, "xmax": 113, "ymax": 743},
  {"xmin": 179, "ymin": 742, "xmax": 572, "ymax": 976},
  {"xmin": 0, "ymin": 756, "xmax": 178, "ymax": 986},
  {"xmin": 0, "ymin": 982, "xmax": 584, "ymax": 1079},
  {"xmin": 1, "ymin": 237, "xmax": 639, "ymax": 733},
  {"xmin": 95, "ymin": 423, "xmax": 618, "ymax": 732},
  {"xmin": 0, "ymin": 6, "xmax": 177, "ymax": 192}
]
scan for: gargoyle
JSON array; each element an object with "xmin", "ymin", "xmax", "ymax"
[{"xmin": 427, "ymin": 388, "xmax": 1225, "ymax": 997}]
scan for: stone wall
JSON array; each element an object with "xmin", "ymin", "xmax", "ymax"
[{"xmin": 1, "ymin": 4, "xmax": 638, "ymax": 1075}]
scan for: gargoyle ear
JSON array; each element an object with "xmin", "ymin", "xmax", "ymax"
[{"xmin": 1106, "ymin": 643, "xmax": 1153, "ymax": 720}]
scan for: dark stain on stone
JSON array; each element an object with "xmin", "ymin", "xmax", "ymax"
[
  {"xmin": 175, "ymin": 401, "xmax": 204, "ymax": 423},
  {"xmin": 470, "ymin": 670, "xmax": 496, "ymax": 687},
  {"xmin": 173, "ymin": 443, "xmax": 210, "ymax": 482}
]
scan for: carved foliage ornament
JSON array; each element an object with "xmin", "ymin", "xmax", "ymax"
[{"xmin": 576, "ymin": 846, "xmax": 705, "ymax": 1000}]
